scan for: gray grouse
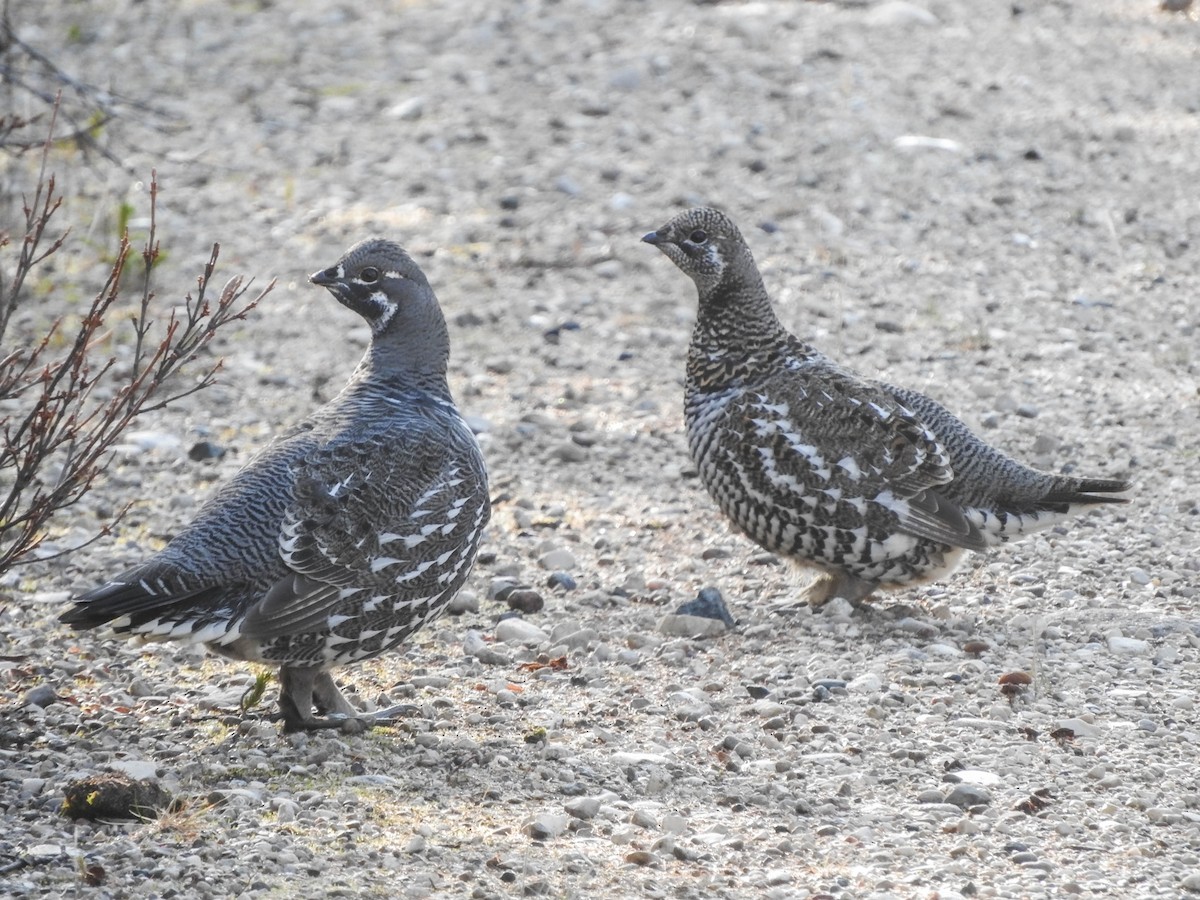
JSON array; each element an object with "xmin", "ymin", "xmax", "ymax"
[
  {"xmin": 643, "ymin": 208, "xmax": 1129, "ymax": 607},
  {"xmin": 60, "ymin": 239, "xmax": 490, "ymax": 732}
]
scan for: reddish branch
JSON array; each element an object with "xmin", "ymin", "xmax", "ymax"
[{"xmin": 0, "ymin": 114, "xmax": 273, "ymax": 575}]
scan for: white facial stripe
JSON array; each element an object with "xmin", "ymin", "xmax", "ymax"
[{"xmin": 369, "ymin": 290, "xmax": 398, "ymax": 331}]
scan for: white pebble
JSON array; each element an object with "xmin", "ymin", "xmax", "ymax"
[{"xmin": 494, "ymin": 618, "xmax": 549, "ymax": 646}]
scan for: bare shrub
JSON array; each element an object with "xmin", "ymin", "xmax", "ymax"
[{"xmin": 0, "ymin": 110, "xmax": 273, "ymax": 576}]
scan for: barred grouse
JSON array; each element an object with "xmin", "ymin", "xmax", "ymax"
[
  {"xmin": 61, "ymin": 239, "xmax": 490, "ymax": 731},
  {"xmin": 644, "ymin": 208, "xmax": 1129, "ymax": 607}
]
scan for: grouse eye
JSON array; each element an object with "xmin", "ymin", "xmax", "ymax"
[
  {"xmin": 688, "ymin": 229, "xmax": 708, "ymax": 245},
  {"xmin": 359, "ymin": 266, "xmax": 380, "ymax": 284}
]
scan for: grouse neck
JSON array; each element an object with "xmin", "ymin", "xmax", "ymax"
[
  {"xmin": 692, "ymin": 273, "xmax": 789, "ymax": 359},
  {"xmin": 350, "ymin": 344, "xmax": 454, "ymax": 402}
]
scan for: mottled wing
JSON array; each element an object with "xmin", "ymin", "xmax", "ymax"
[
  {"xmin": 239, "ymin": 419, "xmax": 488, "ymax": 641},
  {"xmin": 733, "ymin": 363, "xmax": 987, "ymax": 551}
]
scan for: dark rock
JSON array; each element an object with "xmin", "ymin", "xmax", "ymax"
[
  {"xmin": 676, "ymin": 587, "xmax": 735, "ymax": 626},
  {"xmin": 188, "ymin": 441, "xmax": 226, "ymax": 462},
  {"xmin": 24, "ymin": 684, "xmax": 58, "ymax": 708},
  {"xmin": 546, "ymin": 572, "xmax": 577, "ymax": 591},
  {"xmin": 507, "ymin": 589, "xmax": 545, "ymax": 614}
]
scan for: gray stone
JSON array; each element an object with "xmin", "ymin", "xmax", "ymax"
[
  {"xmin": 565, "ymin": 797, "xmax": 601, "ymax": 820},
  {"xmin": 539, "ymin": 548, "xmax": 577, "ymax": 570},
  {"xmin": 657, "ymin": 613, "xmax": 727, "ymax": 639},
  {"xmin": 494, "ymin": 617, "xmax": 549, "ymax": 646},
  {"xmin": 945, "ymin": 784, "xmax": 991, "ymax": 809},
  {"xmin": 23, "ymin": 685, "xmax": 58, "ymax": 708}
]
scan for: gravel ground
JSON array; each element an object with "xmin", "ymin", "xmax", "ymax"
[{"xmin": 3, "ymin": 0, "xmax": 1199, "ymax": 897}]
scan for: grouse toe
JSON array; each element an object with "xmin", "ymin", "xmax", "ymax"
[
  {"xmin": 644, "ymin": 207, "xmax": 1129, "ymax": 608},
  {"xmin": 60, "ymin": 238, "xmax": 491, "ymax": 732}
]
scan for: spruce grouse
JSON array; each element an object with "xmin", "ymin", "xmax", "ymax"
[
  {"xmin": 643, "ymin": 207, "xmax": 1128, "ymax": 607},
  {"xmin": 61, "ymin": 239, "xmax": 490, "ymax": 731}
]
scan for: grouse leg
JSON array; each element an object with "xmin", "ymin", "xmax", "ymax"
[
  {"xmin": 796, "ymin": 570, "xmax": 878, "ymax": 609},
  {"xmin": 278, "ymin": 667, "xmax": 370, "ymax": 734}
]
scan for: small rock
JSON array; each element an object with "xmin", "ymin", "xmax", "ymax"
[
  {"xmin": 945, "ymin": 784, "xmax": 991, "ymax": 809},
  {"xmin": 446, "ymin": 589, "xmax": 480, "ymax": 615},
  {"xmin": 1108, "ymin": 635, "xmax": 1150, "ymax": 656},
  {"xmin": 662, "ymin": 814, "xmax": 688, "ymax": 834},
  {"xmin": 866, "ymin": 3, "xmax": 940, "ymax": 28},
  {"xmin": 676, "ymin": 587, "xmax": 736, "ymax": 626},
  {"xmin": 554, "ymin": 175, "xmax": 582, "ymax": 197},
  {"xmin": 1127, "ymin": 568, "xmax": 1152, "ymax": 586},
  {"xmin": 188, "ymin": 440, "xmax": 226, "ymax": 461},
  {"xmin": 494, "ymin": 617, "xmax": 549, "ymax": 646},
  {"xmin": 564, "ymin": 797, "xmax": 601, "ymax": 820},
  {"xmin": 539, "ymin": 549, "xmax": 577, "ymax": 570},
  {"xmin": 526, "ymin": 813, "xmax": 569, "ymax": 840},
  {"xmin": 657, "ymin": 613, "xmax": 727, "ymax": 639},
  {"xmin": 550, "ymin": 442, "xmax": 588, "ymax": 463},
  {"xmin": 463, "ymin": 630, "xmax": 510, "ymax": 665},
  {"xmin": 387, "ymin": 96, "xmax": 426, "ymax": 120},
  {"xmin": 506, "ymin": 589, "xmax": 545, "ymax": 614},
  {"xmin": 555, "ymin": 627, "xmax": 598, "ymax": 650},
  {"xmin": 274, "ymin": 799, "xmax": 299, "ymax": 824},
  {"xmin": 110, "ymin": 760, "xmax": 159, "ymax": 782},
  {"xmin": 847, "ymin": 673, "xmax": 883, "ymax": 694},
  {"xmin": 546, "ymin": 572, "xmax": 577, "ymax": 591},
  {"xmin": 630, "ymin": 808, "xmax": 658, "ymax": 829},
  {"xmin": 1181, "ymin": 872, "xmax": 1200, "ymax": 892},
  {"xmin": 24, "ymin": 685, "xmax": 58, "ymax": 708}
]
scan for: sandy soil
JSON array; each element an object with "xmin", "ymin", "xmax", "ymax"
[{"xmin": 3, "ymin": 1, "xmax": 1199, "ymax": 897}]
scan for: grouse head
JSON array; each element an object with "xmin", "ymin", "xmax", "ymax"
[
  {"xmin": 642, "ymin": 207, "xmax": 757, "ymax": 297},
  {"xmin": 311, "ymin": 238, "xmax": 451, "ymax": 378},
  {"xmin": 311, "ymin": 239, "xmax": 437, "ymax": 337}
]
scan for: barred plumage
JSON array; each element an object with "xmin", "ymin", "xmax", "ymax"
[
  {"xmin": 61, "ymin": 239, "xmax": 490, "ymax": 731},
  {"xmin": 644, "ymin": 208, "xmax": 1129, "ymax": 607}
]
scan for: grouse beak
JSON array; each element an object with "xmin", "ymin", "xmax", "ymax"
[
  {"xmin": 309, "ymin": 267, "xmax": 340, "ymax": 287},
  {"xmin": 641, "ymin": 230, "xmax": 667, "ymax": 246}
]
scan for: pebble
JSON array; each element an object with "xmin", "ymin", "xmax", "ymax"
[
  {"xmin": 554, "ymin": 627, "xmax": 598, "ymax": 650},
  {"xmin": 109, "ymin": 760, "xmax": 159, "ymax": 781},
  {"xmin": 1127, "ymin": 568, "xmax": 1152, "ymax": 586},
  {"xmin": 446, "ymin": 589, "xmax": 480, "ymax": 615},
  {"xmin": 866, "ymin": 2, "xmax": 941, "ymax": 27},
  {"xmin": 1181, "ymin": 872, "xmax": 1200, "ymax": 892},
  {"xmin": 539, "ymin": 548, "xmax": 577, "ymax": 570},
  {"xmin": 675, "ymin": 587, "xmax": 736, "ymax": 627},
  {"xmin": 187, "ymin": 440, "xmax": 226, "ymax": 461},
  {"xmin": 24, "ymin": 685, "xmax": 58, "ymax": 708},
  {"xmin": 847, "ymin": 673, "xmax": 883, "ymax": 694},
  {"xmin": 387, "ymin": 95, "xmax": 426, "ymax": 120},
  {"xmin": 945, "ymin": 784, "xmax": 991, "ymax": 809},
  {"xmin": 657, "ymin": 614, "xmax": 727, "ymax": 639},
  {"xmin": 526, "ymin": 813, "xmax": 569, "ymax": 840},
  {"xmin": 463, "ymin": 629, "xmax": 510, "ymax": 665},
  {"xmin": 493, "ymin": 618, "xmax": 549, "ymax": 646},
  {"xmin": 1108, "ymin": 636, "xmax": 1150, "ymax": 656},
  {"xmin": 506, "ymin": 589, "xmax": 545, "ymax": 614},
  {"xmin": 565, "ymin": 797, "xmax": 601, "ymax": 820},
  {"xmin": 550, "ymin": 442, "xmax": 588, "ymax": 463},
  {"xmin": 546, "ymin": 572, "xmax": 577, "ymax": 591}
]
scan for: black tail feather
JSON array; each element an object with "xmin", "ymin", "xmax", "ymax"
[
  {"xmin": 59, "ymin": 579, "xmax": 226, "ymax": 630},
  {"xmin": 1041, "ymin": 476, "xmax": 1131, "ymax": 509}
]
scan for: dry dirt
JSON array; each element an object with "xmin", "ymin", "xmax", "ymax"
[{"xmin": 3, "ymin": 1, "xmax": 1199, "ymax": 898}]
